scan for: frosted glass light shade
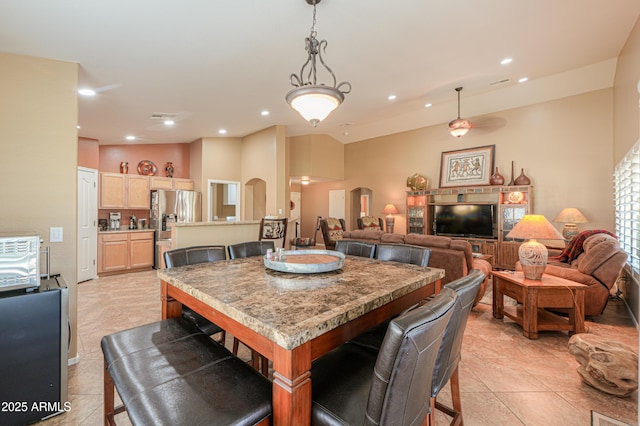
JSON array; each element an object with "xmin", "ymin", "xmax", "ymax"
[
  {"xmin": 286, "ymin": 86, "xmax": 343, "ymax": 127},
  {"xmin": 449, "ymin": 118, "xmax": 471, "ymax": 137}
]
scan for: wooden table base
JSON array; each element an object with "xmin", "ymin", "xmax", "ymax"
[{"xmin": 491, "ymin": 271, "xmax": 586, "ymax": 339}]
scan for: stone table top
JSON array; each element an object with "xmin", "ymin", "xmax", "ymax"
[{"xmin": 158, "ymin": 255, "xmax": 444, "ymax": 350}]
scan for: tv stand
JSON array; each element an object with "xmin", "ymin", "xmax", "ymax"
[{"xmin": 406, "ymin": 185, "xmax": 533, "ymax": 269}]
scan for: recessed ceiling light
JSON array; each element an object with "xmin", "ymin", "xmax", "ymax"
[
  {"xmin": 261, "ymin": 110, "xmax": 270, "ymax": 116},
  {"xmin": 518, "ymin": 77, "xmax": 528, "ymax": 83},
  {"xmin": 164, "ymin": 119, "xmax": 175, "ymax": 126},
  {"xmin": 500, "ymin": 58, "xmax": 513, "ymax": 65},
  {"xmin": 388, "ymin": 95, "xmax": 397, "ymax": 101},
  {"xmin": 125, "ymin": 135, "xmax": 136, "ymax": 141},
  {"xmin": 77, "ymin": 125, "xmax": 80, "ymax": 129},
  {"xmin": 78, "ymin": 88, "xmax": 96, "ymax": 96},
  {"xmin": 218, "ymin": 129, "xmax": 227, "ymax": 135},
  {"xmin": 424, "ymin": 103, "xmax": 432, "ymax": 108}
]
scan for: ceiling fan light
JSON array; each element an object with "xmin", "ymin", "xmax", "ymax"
[
  {"xmin": 286, "ymin": 86, "xmax": 343, "ymax": 127},
  {"xmin": 449, "ymin": 118, "xmax": 471, "ymax": 137}
]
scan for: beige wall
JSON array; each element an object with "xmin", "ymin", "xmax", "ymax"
[
  {"xmin": 299, "ymin": 89, "xmax": 615, "ymax": 241},
  {"xmin": 191, "ymin": 137, "xmax": 243, "ymax": 220},
  {"xmin": 289, "ymin": 134, "xmax": 344, "ymax": 180},
  {"xmin": 241, "ymin": 126, "xmax": 289, "ymax": 219},
  {"xmin": 0, "ymin": 53, "xmax": 79, "ymax": 358},
  {"xmin": 614, "ymin": 14, "xmax": 640, "ymax": 163}
]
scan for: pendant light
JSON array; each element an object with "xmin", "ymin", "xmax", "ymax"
[
  {"xmin": 449, "ymin": 87, "xmax": 471, "ymax": 137},
  {"xmin": 286, "ymin": 0, "xmax": 351, "ymax": 127}
]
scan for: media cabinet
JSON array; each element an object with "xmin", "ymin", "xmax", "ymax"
[{"xmin": 406, "ymin": 185, "xmax": 532, "ymax": 269}]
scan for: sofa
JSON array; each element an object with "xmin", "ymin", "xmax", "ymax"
[
  {"xmin": 518, "ymin": 232, "xmax": 627, "ymax": 316},
  {"xmin": 340, "ymin": 229, "xmax": 492, "ymax": 305}
]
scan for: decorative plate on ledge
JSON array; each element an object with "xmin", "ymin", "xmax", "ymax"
[
  {"xmin": 137, "ymin": 160, "xmax": 157, "ymax": 176},
  {"xmin": 264, "ymin": 250, "xmax": 345, "ymax": 274}
]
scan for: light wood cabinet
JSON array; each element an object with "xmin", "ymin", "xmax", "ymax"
[
  {"xmin": 127, "ymin": 175, "xmax": 150, "ymax": 208},
  {"xmin": 150, "ymin": 176, "xmax": 194, "ymax": 190},
  {"xmin": 99, "ymin": 173, "xmax": 126, "ymax": 208},
  {"xmin": 98, "ymin": 231, "xmax": 154, "ymax": 274},
  {"xmin": 173, "ymin": 178, "xmax": 194, "ymax": 190},
  {"xmin": 99, "ymin": 173, "xmax": 151, "ymax": 209}
]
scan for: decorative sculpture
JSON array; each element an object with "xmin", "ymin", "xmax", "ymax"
[
  {"xmin": 406, "ymin": 173, "xmax": 429, "ymax": 190},
  {"xmin": 568, "ymin": 333, "xmax": 638, "ymax": 397}
]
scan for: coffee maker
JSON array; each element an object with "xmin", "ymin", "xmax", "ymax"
[{"xmin": 109, "ymin": 212, "xmax": 121, "ymax": 230}]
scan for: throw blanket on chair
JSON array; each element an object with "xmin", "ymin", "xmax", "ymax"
[{"xmin": 550, "ymin": 230, "xmax": 617, "ymax": 263}]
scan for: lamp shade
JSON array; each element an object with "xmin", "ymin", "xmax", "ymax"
[
  {"xmin": 286, "ymin": 86, "xmax": 343, "ymax": 127},
  {"xmin": 382, "ymin": 204, "xmax": 399, "ymax": 215},
  {"xmin": 553, "ymin": 208, "xmax": 588, "ymax": 224},
  {"xmin": 448, "ymin": 118, "xmax": 471, "ymax": 138},
  {"xmin": 506, "ymin": 215, "xmax": 564, "ymax": 240},
  {"xmin": 506, "ymin": 215, "xmax": 563, "ymax": 280}
]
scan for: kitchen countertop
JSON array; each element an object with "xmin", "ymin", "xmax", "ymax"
[
  {"xmin": 98, "ymin": 228, "xmax": 155, "ymax": 234},
  {"xmin": 171, "ymin": 220, "xmax": 261, "ymax": 227}
]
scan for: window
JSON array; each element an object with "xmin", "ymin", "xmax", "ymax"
[{"xmin": 614, "ymin": 140, "xmax": 640, "ymax": 279}]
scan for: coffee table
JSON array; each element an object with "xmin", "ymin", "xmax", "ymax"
[{"xmin": 491, "ymin": 270, "xmax": 586, "ymax": 339}]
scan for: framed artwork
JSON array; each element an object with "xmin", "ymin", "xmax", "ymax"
[{"xmin": 439, "ymin": 145, "xmax": 495, "ymax": 188}]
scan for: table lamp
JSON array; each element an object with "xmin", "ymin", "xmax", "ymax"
[
  {"xmin": 382, "ymin": 203, "xmax": 399, "ymax": 233},
  {"xmin": 553, "ymin": 207, "xmax": 588, "ymax": 241},
  {"xmin": 506, "ymin": 214, "xmax": 564, "ymax": 280}
]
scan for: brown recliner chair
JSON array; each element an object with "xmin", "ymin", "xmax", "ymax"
[
  {"xmin": 319, "ymin": 217, "xmax": 346, "ymax": 250},
  {"xmin": 518, "ymin": 233, "xmax": 627, "ymax": 316}
]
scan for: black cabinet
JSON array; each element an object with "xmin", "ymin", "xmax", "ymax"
[{"xmin": 0, "ymin": 279, "xmax": 68, "ymax": 425}]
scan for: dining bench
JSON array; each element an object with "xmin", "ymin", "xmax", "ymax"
[{"xmin": 101, "ymin": 317, "xmax": 272, "ymax": 425}]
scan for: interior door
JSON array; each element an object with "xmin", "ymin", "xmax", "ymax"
[{"xmin": 78, "ymin": 167, "xmax": 98, "ymax": 282}]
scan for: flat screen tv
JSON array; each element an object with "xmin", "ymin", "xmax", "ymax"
[{"xmin": 433, "ymin": 204, "xmax": 496, "ymax": 238}]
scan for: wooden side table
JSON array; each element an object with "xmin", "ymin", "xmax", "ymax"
[{"xmin": 491, "ymin": 270, "xmax": 586, "ymax": 339}]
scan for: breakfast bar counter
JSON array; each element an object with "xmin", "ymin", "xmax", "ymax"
[{"xmin": 158, "ymin": 255, "xmax": 444, "ymax": 425}]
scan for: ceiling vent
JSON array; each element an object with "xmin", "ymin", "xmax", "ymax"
[
  {"xmin": 148, "ymin": 113, "xmax": 177, "ymax": 121},
  {"xmin": 489, "ymin": 78, "xmax": 510, "ymax": 86}
]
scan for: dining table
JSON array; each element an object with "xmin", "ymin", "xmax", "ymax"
[{"xmin": 158, "ymin": 252, "xmax": 444, "ymax": 426}]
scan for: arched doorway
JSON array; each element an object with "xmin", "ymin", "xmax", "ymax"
[
  {"xmin": 350, "ymin": 187, "xmax": 373, "ymax": 230},
  {"xmin": 245, "ymin": 178, "xmax": 266, "ymax": 220}
]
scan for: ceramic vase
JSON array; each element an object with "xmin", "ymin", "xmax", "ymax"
[
  {"xmin": 165, "ymin": 162, "xmax": 174, "ymax": 178},
  {"xmin": 514, "ymin": 168, "xmax": 531, "ymax": 185},
  {"xmin": 120, "ymin": 162, "xmax": 128, "ymax": 174},
  {"xmin": 489, "ymin": 167, "xmax": 505, "ymax": 185}
]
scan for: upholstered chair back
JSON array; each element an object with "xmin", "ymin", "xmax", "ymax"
[
  {"xmin": 365, "ymin": 288, "xmax": 457, "ymax": 425},
  {"xmin": 228, "ymin": 241, "xmax": 275, "ymax": 260},
  {"xmin": 375, "ymin": 243, "xmax": 431, "ymax": 267},
  {"xmin": 431, "ymin": 269, "xmax": 484, "ymax": 397},
  {"xmin": 335, "ymin": 240, "xmax": 376, "ymax": 258},
  {"xmin": 164, "ymin": 245, "xmax": 226, "ymax": 268}
]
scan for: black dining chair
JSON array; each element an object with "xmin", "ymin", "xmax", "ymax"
[
  {"xmin": 429, "ymin": 269, "xmax": 484, "ymax": 426},
  {"xmin": 226, "ymin": 240, "xmax": 273, "ymax": 376},
  {"xmin": 375, "ymin": 243, "xmax": 431, "ymax": 267},
  {"xmin": 164, "ymin": 246, "xmax": 227, "ymax": 342},
  {"xmin": 310, "ymin": 287, "xmax": 458, "ymax": 425},
  {"xmin": 335, "ymin": 240, "xmax": 376, "ymax": 258},
  {"xmin": 227, "ymin": 241, "xmax": 275, "ymax": 260}
]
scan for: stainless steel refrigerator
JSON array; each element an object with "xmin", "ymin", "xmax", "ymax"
[{"xmin": 150, "ymin": 189, "xmax": 201, "ymax": 268}]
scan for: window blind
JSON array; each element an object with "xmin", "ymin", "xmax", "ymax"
[{"xmin": 614, "ymin": 139, "xmax": 640, "ymax": 279}]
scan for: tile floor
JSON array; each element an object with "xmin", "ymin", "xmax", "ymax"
[{"xmin": 39, "ymin": 270, "xmax": 638, "ymax": 426}]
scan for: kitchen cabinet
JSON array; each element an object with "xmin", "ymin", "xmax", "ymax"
[
  {"xmin": 99, "ymin": 173, "xmax": 150, "ymax": 209},
  {"xmin": 127, "ymin": 175, "xmax": 150, "ymax": 208},
  {"xmin": 150, "ymin": 176, "xmax": 194, "ymax": 190},
  {"xmin": 98, "ymin": 231, "xmax": 154, "ymax": 274},
  {"xmin": 99, "ymin": 173, "xmax": 126, "ymax": 208}
]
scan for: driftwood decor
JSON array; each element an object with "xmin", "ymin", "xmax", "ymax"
[{"xmin": 568, "ymin": 333, "xmax": 638, "ymax": 397}]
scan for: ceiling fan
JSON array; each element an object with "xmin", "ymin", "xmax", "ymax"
[
  {"xmin": 448, "ymin": 86, "xmax": 506, "ymax": 136},
  {"xmin": 448, "ymin": 87, "xmax": 471, "ymax": 138}
]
